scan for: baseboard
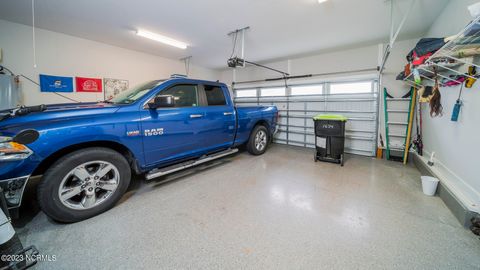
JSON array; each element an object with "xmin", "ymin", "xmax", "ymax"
[{"xmin": 412, "ymin": 153, "xmax": 479, "ymax": 228}]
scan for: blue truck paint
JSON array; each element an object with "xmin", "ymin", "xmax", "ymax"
[{"xmin": 0, "ymin": 78, "xmax": 277, "ymax": 208}]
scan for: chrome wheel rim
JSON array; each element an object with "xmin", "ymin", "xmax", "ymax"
[
  {"xmin": 58, "ymin": 161, "xmax": 120, "ymax": 210},
  {"xmin": 254, "ymin": 130, "xmax": 267, "ymax": 151}
]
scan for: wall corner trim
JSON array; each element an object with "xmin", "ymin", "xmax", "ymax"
[{"xmin": 412, "ymin": 152, "xmax": 479, "ymax": 226}]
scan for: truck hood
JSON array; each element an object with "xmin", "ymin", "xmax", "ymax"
[{"xmin": 0, "ymin": 102, "xmax": 121, "ymax": 135}]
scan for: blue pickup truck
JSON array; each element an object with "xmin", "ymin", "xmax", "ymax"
[{"xmin": 0, "ymin": 78, "xmax": 278, "ymax": 222}]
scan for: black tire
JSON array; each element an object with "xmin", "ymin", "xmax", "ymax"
[
  {"xmin": 0, "ymin": 234, "xmax": 25, "ymax": 269},
  {"xmin": 37, "ymin": 147, "xmax": 131, "ymax": 223},
  {"xmin": 246, "ymin": 125, "xmax": 269, "ymax": 155}
]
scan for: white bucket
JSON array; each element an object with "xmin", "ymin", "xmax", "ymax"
[{"xmin": 421, "ymin": 176, "xmax": 439, "ymax": 196}]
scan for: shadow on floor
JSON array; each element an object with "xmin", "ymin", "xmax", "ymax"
[{"xmin": 13, "ymin": 152, "xmax": 237, "ymax": 228}]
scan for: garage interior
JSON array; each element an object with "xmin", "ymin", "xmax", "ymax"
[{"xmin": 0, "ymin": 0, "xmax": 480, "ymax": 269}]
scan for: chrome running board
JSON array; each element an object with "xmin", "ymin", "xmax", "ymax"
[{"xmin": 145, "ymin": 148, "xmax": 238, "ymax": 180}]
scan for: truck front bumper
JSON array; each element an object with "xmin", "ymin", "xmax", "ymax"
[
  {"xmin": 0, "ymin": 176, "xmax": 29, "ymax": 208},
  {"xmin": 0, "ymin": 154, "xmax": 40, "ymax": 208}
]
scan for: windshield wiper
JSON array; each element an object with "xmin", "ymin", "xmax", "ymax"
[
  {"xmin": 0, "ymin": 105, "xmax": 47, "ymax": 121},
  {"xmin": 0, "ymin": 113, "xmax": 10, "ymax": 121}
]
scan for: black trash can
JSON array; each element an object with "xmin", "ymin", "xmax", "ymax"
[{"xmin": 313, "ymin": 115, "xmax": 347, "ymax": 166}]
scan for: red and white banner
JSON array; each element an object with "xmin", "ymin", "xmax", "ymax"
[{"xmin": 75, "ymin": 77, "xmax": 103, "ymax": 92}]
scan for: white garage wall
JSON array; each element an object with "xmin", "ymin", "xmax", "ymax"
[
  {"xmin": 220, "ymin": 40, "xmax": 416, "ymax": 95},
  {"xmin": 220, "ymin": 38, "xmax": 418, "ymax": 150},
  {"xmin": 0, "ymin": 19, "xmax": 220, "ymax": 105},
  {"xmin": 221, "ymin": 45, "xmax": 379, "ymax": 85},
  {"xmin": 421, "ymin": 0, "xmax": 480, "ymax": 211}
]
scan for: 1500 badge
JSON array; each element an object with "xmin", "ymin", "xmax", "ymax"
[{"xmin": 144, "ymin": 128, "xmax": 164, "ymax": 136}]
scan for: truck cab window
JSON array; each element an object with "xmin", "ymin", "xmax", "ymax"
[
  {"xmin": 160, "ymin": 84, "xmax": 199, "ymax": 107},
  {"xmin": 205, "ymin": 85, "xmax": 227, "ymax": 106}
]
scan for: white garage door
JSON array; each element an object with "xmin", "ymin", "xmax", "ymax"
[{"xmin": 234, "ymin": 79, "xmax": 379, "ymax": 157}]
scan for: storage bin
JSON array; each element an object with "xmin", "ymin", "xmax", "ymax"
[{"xmin": 313, "ymin": 115, "xmax": 347, "ymax": 166}]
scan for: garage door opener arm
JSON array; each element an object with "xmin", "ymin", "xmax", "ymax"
[{"xmin": 227, "ymin": 27, "xmax": 290, "ymax": 79}]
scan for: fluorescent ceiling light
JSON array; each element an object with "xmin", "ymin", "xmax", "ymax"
[
  {"xmin": 136, "ymin": 29, "xmax": 188, "ymax": 49},
  {"xmin": 318, "ymin": 0, "xmax": 328, "ymax": 3}
]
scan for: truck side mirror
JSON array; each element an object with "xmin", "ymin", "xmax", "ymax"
[{"xmin": 148, "ymin": 95, "xmax": 175, "ymax": 109}]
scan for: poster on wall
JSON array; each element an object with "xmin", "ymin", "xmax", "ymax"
[
  {"xmin": 75, "ymin": 77, "xmax": 103, "ymax": 93},
  {"xmin": 39, "ymin": 74, "xmax": 74, "ymax": 92},
  {"xmin": 103, "ymin": 78, "xmax": 129, "ymax": 100}
]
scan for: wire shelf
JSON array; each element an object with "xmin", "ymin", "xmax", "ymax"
[
  {"xmin": 401, "ymin": 16, "xmax": 480, "ymax": 87},
  {"xmin": 426, "ymin": 16, "xmax": 480, "ymax": 77}
]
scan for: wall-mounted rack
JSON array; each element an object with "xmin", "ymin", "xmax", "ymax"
[
  {"xmin": 427, "ymin": 16, "xmax": 480, "ymax": 73},
  {"xmin": 402, "ymin": 16, "xmax": 480, "ymax": 87}
]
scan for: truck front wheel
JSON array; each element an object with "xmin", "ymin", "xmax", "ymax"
[
  {"xmin": 37, "ymin": 147, "xmax": 131, "ymax": 223},
  {"xmin": 247, "ymin": 125, "xmax": 269, "ymax": 155}
]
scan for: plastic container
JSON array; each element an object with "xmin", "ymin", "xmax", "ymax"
[
  {"xmin": 314, "ymin": 115, "xmax": 347, "ymax": 137},
  {"xmin": 313, "ymin": 114, "xmax": 347, "ymax": 166},
  {"xmin": 421, "ymin": 176, "xmax": 439, "ymax": 196}
]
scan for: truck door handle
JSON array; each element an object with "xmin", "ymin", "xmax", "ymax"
[
  {"xmin": 190, "ymin": 114, "xmax": 203, "ymax": 118},
  {"xmin": 223, "ymin": 112, "xmax": 233, "ymax": 116}
]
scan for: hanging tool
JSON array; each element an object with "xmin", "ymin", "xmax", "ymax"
[
  {"xmin": 403, "ymin": 86, "xmax": 417, "ymax": 164},
  {"xmin": 465, "ymin": 65, "xmax": 477, "ymax": 88},
  {"xmin": 413, "ymin": 95, "xmax": 423, "ymax": 155},
  {"xmin": 451, "ymin": 65, "xmax": 478, "ymax": 121},
  {"xmin": 451, "ymin": 84, "xmax": 463, "ymax": 122},
  {"xmin": 430, "ymin": 68, "xmax": 443, "ymax": 117},
  {"xmin": 377, "ymin": 134, "xmax": 385, "ymax": 159}
]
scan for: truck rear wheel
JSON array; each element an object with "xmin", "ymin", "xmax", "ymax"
[
  {"xmin": 37, "ymin": 147, "xmax": 131, "ymax": 223},
  {"xmin": 247, "ymin": 125, "xmax": 269, "ymax": 155}
]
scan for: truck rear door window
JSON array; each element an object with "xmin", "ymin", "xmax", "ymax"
[
  {"xmin": 204, "ymin": 85, "xmax": 227, "ymax": 106},
  {"xmin": 161, "ymin": 84, "xmax": 199, "ymax": 107}
]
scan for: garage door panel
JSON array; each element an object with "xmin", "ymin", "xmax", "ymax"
[
  {"xmin": 306, "ymin": 102, "xmax": 326, "ymax": 111},
  {"xmin": 289, "ymin": 133, "xmax": 305, "ymax": 142},
  {"xmin": 279, "ymin": 117, "xmax": 288, "ymax": 125},
  {"xmin": 289, "ymin": 102, "xmax": 306, "ymax": 110},
  {"xmin": 326, "ymin": 102, "xmax": 374, "ymax": 112},
  {"xmin": 272, "ymin": 102, "xmax": 288, "ymax": 110},
  {"xmin": 275, "ymin": 131, "xmax": 287, "ymax": 140},
  {"xmin": 306, "ymin": 134, "xmax": 315, "ymax": 144},
  {"xmin": 347, "ymin": 120, "xmax": 376, "ymax": 132},
  {"xmin": 234, "ymin": 80, "xmax": 378, "ymax": 157},
  {"xmin": 345, "ymin": 139, "xmax": 375, "ymax": 155},
  {"xmin": 237, "ymin": 103, "xmax": 258, "ymax": 106},
  {"xmin": 288, "ymin": 117, "xmax": 306, "ymax": 126}
]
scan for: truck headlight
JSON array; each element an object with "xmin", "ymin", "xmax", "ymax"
[{"xmin": 0, "ymin": 136, "xmax": 33, "ymax": 161}]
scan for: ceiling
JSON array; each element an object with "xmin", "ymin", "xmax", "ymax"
[{"xmin": 0, "ymin": 0, "xmax": 449, "ymax": 69}]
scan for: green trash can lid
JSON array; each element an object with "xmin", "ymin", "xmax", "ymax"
[{"xmin": 313, "ymin": 114, "xmax": 348, "ymax": 121}]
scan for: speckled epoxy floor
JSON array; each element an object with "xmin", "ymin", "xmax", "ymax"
[{"xmin": 14, "ymin": 144, "xmax": 480, "ymax": 269}]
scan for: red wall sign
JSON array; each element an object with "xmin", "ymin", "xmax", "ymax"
[{"xmin": 76, "ymin": 77, "xmax": 103, "ymax": 92}]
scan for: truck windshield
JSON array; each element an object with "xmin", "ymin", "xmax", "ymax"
[{"xmin": 109, "ymin": 80, "xmax": 164, "ymax": 104}]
